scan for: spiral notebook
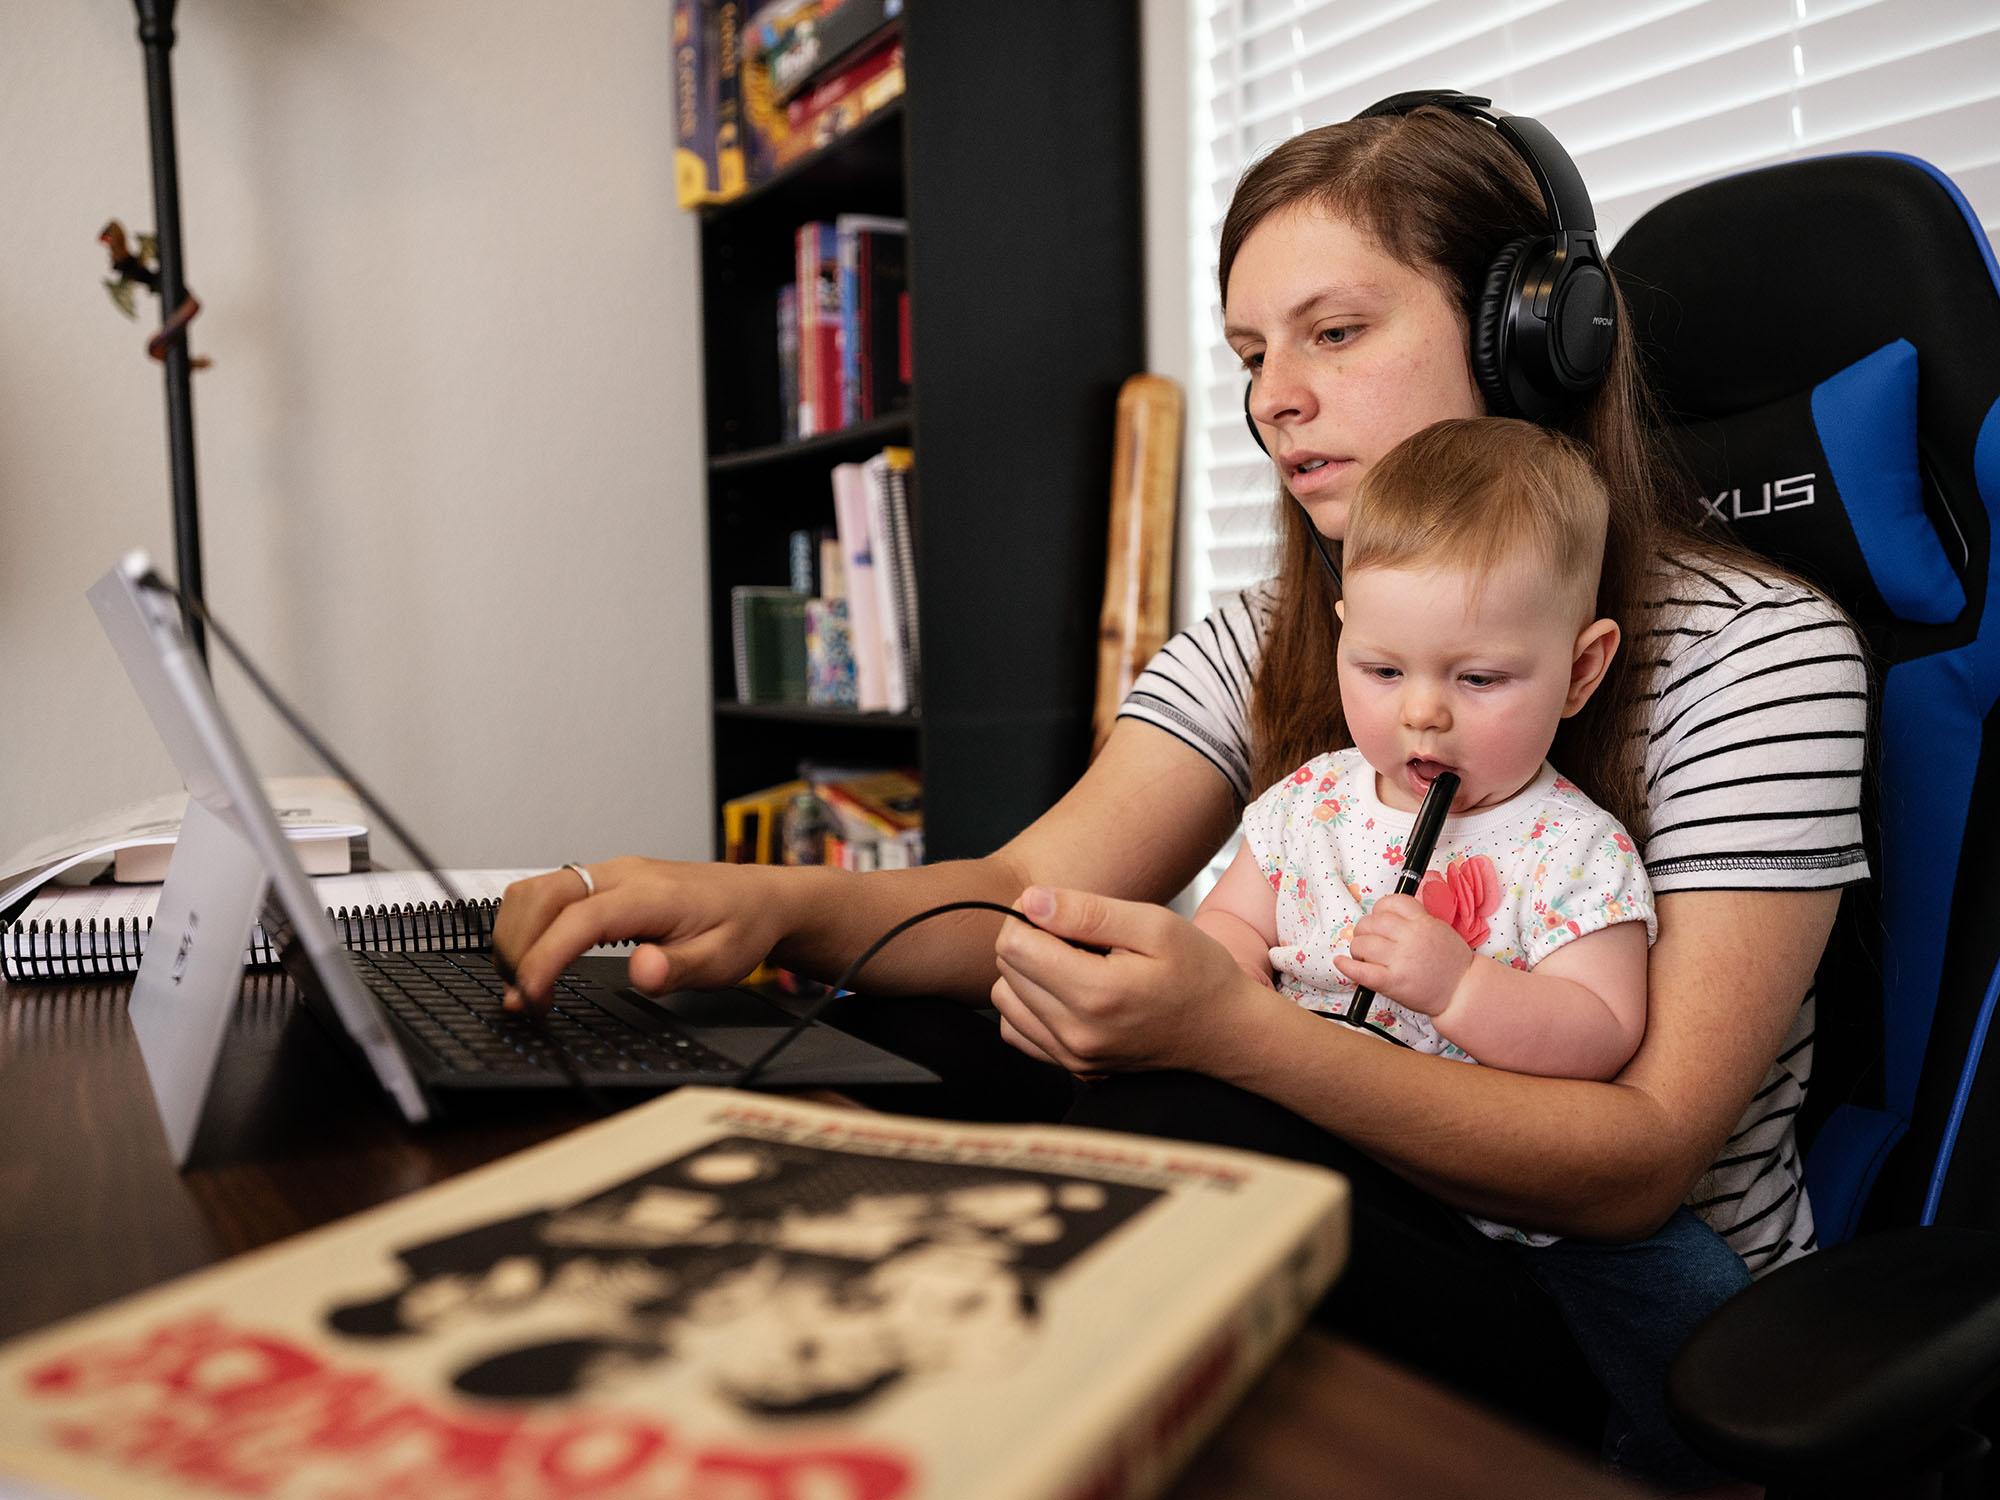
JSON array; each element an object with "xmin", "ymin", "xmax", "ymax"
[{"xmin": 1, "ymin": 869, "xmax": 539, "ymax": 982}]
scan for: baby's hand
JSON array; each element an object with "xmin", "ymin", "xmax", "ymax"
[{"xmin": 1332, "ymin": 894, "xmax": 1473, "ymax": 1016}]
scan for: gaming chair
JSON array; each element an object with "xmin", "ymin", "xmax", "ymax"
[{"xmin": 1609, "ymin": 154, "xmax": 2000, "ymax": 1497}]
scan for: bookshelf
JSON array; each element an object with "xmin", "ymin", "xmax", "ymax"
[{"xmin": 698, "ymin": 5, "xmax": 1143, "ymax": 863}]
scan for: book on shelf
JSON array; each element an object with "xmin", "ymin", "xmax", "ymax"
[
  {"xmin": 671, "ymin": 0, "xmax": 747, "ymax": 208},
  {"xmin": 794, "ymin": 221, "xmax": 841, "ymax": 437},
  {"xmin": 779, "ymin": 33, "xmax": 903, "ymax": 166},
  {"xmin": 0, "ymin": 1087, "xmax": 1350, "ymax": 1500},
  {"xmin": 721, "ymin": 778, "xmax": 812, "ymax": 867},
  {"xmin": 775, "ymin": 281, "xmax": 800, "ymax": 442},
  {"xmin": 721, "ymin": 766, "xmax": 920, "ymax": 869},
  {"xmin": 0, "ymin": 776, "xmax": 367, "ymax": 914},
  {"xmin": 758, "ymin": 0, "xmax": 903, "ymax": 106},
  {"xmin": 788, "ymin": 525, "xmax": 818, "ymax": 594},
  {"xmin": 868, "ymin": 444, "xmax": 920, "ymax": 710},
  {"xmin": 730, "ymin": 584, "xmax": 811, "ymax": 705},
  {"xmin": 676, "ymin": 0, "xmax": 905, "ymax": 204},
  {"xmin": 819, "ymin": 525, "xmax": 846, "ymax": 597},
  {"xmin": 782, "ymin": 218, "xmax": 909, "ymax": 441},
  {"xmin": 831, "ymin": 459, "xmax": 893, "ymax": 711},
  {"xmin": 0, "ymin": 869, "xmax": 539, "ymax": 983},
  {"xmin": 836, "ymin": 213, "xmax": 909, "ymax": 426},
  {"xmin": 808, "ymin": 763, "xmax": 922, "ymax": 870},
  {"xmin": 740, "ymin": 1, "xmax": 905, "ymax": 184},
  {"xmin": 805, "ymin": 595, "xmax": 859, "ymax": 707}
]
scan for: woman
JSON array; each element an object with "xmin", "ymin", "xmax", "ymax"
[{"xmin": 497, "ymin": 101, "xmax": 1865, "ymax": 1485}]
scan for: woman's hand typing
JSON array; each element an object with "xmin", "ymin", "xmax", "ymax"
[{"xmin": 493, "ymin": 858, "xmax": 794, "ymax": 1010}]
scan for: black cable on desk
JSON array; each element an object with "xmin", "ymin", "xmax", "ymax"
[{"xmin": 734, "ymin": 899, "xmax": 1101, "ymax": 1091}]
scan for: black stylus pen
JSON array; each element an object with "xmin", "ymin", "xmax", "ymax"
[{"xmin": 1344, "ymin": 770, "xmax": 1460, "ymax": 1024}]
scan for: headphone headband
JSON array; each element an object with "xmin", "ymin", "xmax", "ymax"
[{"xmin": 1356, "ymin": 89, "xmax": 1597, "ymax": 238}]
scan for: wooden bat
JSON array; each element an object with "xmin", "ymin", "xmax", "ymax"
[{"xmin": 1091, "ymin": 373, "xmax": 1183, "ymax": 759}]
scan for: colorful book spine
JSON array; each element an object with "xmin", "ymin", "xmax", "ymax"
[
  {"xmin": 775, "ymin": 282, "xmax": 800, "ymax": 442},
  {"xmin": 671, "ymin": 0, "xmax": 746, "ymax": 208},
  {"xmin": 779, "ymin": 36, "xmax": 904, "ymax": 167},
  {"xmin": 834, "ymin": 215, "xmax": 907, "ymax": 427},
  {"xmin": 861, "ymin": 451, "xmax": 909, "ymax": 714},
  {"xmin": 805, "ymin": 597, "xmax": 858, "ymax": 708},
  {"xmin": 810, "ymin": 766, "xmax": 923, "ymax": 869},
  {"xmin": 830, "ymin": 461, "xmax": 889, "ymax": 710},
  {"xmin": 788, "ymin": 527, "xmax": 817, "ymax": 594},
  {"xmin": 740, "ymin": 6, "xmax": 904, "ymax": 188},
  {"xmin": 880, "ymin": 445, "xmax": 920, "ymax": 709},
  {"xmin": 794, "ymin": 223, "xmax": 842, "ymax": 437},
  {"xmin": 721, "ymin": 778, "xmax": 811, "ymax": 867},
  {"xmin": 714, "ymin": 1, "xmax": 747, "ymax": 194}
]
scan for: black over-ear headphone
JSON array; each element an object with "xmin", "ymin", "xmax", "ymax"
[{"xmin": 1241, "ymin": 89, "xmax": 1616, "ymax": 453}]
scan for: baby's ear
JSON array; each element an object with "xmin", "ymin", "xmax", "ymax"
[
  {"xmin": 1332, "ymin": 599, "xmax": 1345, "ymax": 624},
  {"xmin": 1562, "ymin": 618, "xmax": 1621, "ymax": 717}
]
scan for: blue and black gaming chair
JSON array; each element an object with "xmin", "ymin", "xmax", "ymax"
[{"xmin": 1609, "ymin": 155, "xmax": 2000, "ymax": 1496}]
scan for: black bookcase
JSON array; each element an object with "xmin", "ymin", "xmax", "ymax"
[{"xmin": 698, "ymin": 4, "xmax": 1144, "ymax": 863}]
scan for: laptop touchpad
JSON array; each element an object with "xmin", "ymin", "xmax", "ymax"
[{"xmin": 632, "ymin": 986, "xmax": 795, "ymax": 1028}]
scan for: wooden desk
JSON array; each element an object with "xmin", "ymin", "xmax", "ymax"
[{"xmin": 0, "ymin": 973, "xmax": 1650, "ymax": 1498}]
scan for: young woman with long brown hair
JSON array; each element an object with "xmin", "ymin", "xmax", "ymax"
[{"xmin": 497, "ymin": 100, "xmax": 1866, "ymax": 1492}]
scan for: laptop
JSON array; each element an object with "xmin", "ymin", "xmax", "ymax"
[{"xmin": 87, "ymin": 552, "xmax": 937, "ymax": 1166}]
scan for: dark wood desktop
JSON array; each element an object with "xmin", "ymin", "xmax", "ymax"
[{"xmin": 0, "ymin": 970, "xmax": 1650, "ymax": 1498}]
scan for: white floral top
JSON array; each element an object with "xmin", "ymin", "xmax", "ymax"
[{"xmin": 1241, "ymin": 748, "xmax": 1657, "ymax": 1055}]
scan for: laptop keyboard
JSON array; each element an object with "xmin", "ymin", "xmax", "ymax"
[{"xmin": 355, "ymin": 950, "xmax": 737, "ymax": 1082}]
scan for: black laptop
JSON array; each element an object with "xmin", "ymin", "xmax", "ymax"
[{"xmin": 87, "ymin": 551, "xmax": 936, "ymax": 1166}]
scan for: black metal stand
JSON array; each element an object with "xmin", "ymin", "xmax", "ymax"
[{"xmin": 134, "ymin": 0, "xmax": 206, "ymax": 664}]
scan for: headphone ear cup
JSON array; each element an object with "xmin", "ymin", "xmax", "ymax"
[
  {"xmin": 1471, "ymin": 236, "xmax": 1532, "ymax": 419},
  {"xmin": 1243, "ymin": 381, "xmax": 1268, "ymax": 455}
]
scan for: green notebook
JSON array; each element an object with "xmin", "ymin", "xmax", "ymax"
[{"xmin": 730, "ymin": 586, "xmax": 810, "ymax": 704}]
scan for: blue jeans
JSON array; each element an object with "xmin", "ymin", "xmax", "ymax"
[{"xmin": 1513, "ymin": 1207, "xmax": 1753, "ymax": 1491}]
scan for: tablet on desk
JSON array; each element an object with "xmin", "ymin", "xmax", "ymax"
[{"xmin": 85, "ymin": 551, "xmax": 936, "ymax": 1168}]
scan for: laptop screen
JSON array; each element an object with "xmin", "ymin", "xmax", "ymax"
[{"xmin": 87, "ymin": 552, "xmax": 430, "ymax": 1161}]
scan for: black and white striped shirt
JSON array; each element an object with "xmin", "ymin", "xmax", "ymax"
[{"xmin": 1118, "ymin": 556, "xmax": 1870, "ymax": 1274}]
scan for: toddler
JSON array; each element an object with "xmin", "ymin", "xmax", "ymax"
[{"xmin": 1195, "ymin": 417, "xmax": 1749, "ymax": 1486}]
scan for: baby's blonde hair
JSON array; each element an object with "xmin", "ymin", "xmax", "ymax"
[{"xmin": 1344, "ymin": 417, "xmax": 1610, "ymax": 619}]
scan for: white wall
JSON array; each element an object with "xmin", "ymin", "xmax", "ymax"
[
  {"xmin": 1141, "ymin": 0, "xmax": 1201, "ymax": 913},
  {"xmin": 0, "ymin": 0, "xmax": 712, "ymax": 873},
  {"xmin": 1141, "ymin": 0, "xmax": 1196, "ymax": 624}
]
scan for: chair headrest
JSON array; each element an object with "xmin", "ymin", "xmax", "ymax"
[{"xmin": 1611, "ymin": 154, "xmax": 2000, "ymax": 638}]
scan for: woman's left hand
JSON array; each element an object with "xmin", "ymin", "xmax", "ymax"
[{"xmin": 991, "ymin": 885, "xmax": 1277, "ymax": 1075}]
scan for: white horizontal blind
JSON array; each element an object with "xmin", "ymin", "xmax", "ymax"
[{"xmin": 1185, "ymin": 0, "xmax": 2000, "ymax": 616}]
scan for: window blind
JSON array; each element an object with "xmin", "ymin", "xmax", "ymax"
[{"xmin": 1184, "ymin": 0, "xmax": 2000, "ymax": 613}]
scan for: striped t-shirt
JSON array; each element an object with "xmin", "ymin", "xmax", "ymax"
[{"xmin": 1118, "ymin": 554, "xmax": 1870, "ymax": 1274}]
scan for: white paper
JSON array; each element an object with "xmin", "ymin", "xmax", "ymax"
[{"xmin": 0, "ymin": 776, "xmax": 368, "ymax": 911}]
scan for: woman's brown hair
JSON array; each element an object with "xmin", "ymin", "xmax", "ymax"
[{"xmin": 1222, "ymin": 106, "xmax": 1711, "ymax": 839}]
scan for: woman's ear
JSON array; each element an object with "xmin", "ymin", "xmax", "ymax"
[{"xmin": 1562, "ymin": 618, "xmax": 1621, "ymax": 717}]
